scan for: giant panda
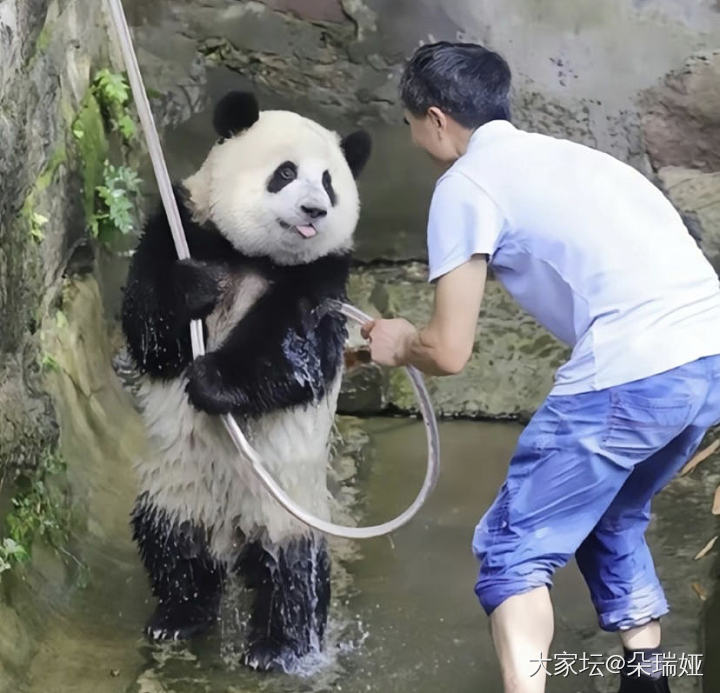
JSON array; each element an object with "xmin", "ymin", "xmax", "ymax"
[{"xmin": 120, "ymin": 90, "xmax": 371, "ymax": 672}]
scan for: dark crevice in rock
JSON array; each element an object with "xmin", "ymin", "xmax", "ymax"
[{"xmin": 351, "ymin": 257, "xmax": 428, "ymax": 268}]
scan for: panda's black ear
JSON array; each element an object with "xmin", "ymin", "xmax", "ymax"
[
  {"xmin": 213, "ymin": 91, "xmax": 260, "ymax": 139},
  {"xmin": 341, "ymin": 130, "xmax": 372, "ymax": 179}
]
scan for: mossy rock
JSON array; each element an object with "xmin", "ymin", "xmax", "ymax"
[{"xmin": 71, "ymin": 93, "xmax": 109, "ymax": 223}]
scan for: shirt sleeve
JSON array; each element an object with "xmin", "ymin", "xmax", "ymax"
[{"xmin": 426, "ymin": 172, "xmax": 505, "ymax": 283}]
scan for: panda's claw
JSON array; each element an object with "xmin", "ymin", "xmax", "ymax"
[
  {"xmin": 243, "ymin": 639, "xmax": 299, "ymax": 673},
  {"xmin": 144, "ymin": 604, "xmax": 218, "ymax": 642}
]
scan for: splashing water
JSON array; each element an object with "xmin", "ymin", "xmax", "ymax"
[{"xmin": 282, "ymin": 327, "xmax": 325, "ymax": 403}]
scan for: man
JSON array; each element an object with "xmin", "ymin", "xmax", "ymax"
[{"xmin": 362, "ymin": 41, "xmax": 720, "ymax": 693}]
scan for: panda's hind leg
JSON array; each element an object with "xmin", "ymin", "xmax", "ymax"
[
  {"xmin": 132, "ymin": 494, "xmax": 225, "ymax": 641},
  {"xmin": 236, "ymin": 534, "xmax": 330, "ymax": 672}
]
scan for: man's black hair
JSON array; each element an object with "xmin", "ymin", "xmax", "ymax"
[{"xmin": 400, "ymin": 41, "xmax": 512, "ymax": 129}]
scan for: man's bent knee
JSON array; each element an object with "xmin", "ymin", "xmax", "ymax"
[{"xmin": 474, "ymin": 562, "xmax": 559, "ymax": 615}]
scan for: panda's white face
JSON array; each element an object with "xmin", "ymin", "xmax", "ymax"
[{"xmin": 184, "ymin": 110, "xmax": 363, "ymax": 266}]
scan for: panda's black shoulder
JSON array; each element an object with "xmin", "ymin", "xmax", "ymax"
[{"xmin": 129, "ymin": 185, "xmax": 239, "ymax": 267}]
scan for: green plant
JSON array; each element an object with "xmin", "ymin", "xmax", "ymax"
[
  {"xmin": 40, "ymin": 353, "xmax": 60, "ymax": 372},
  {"xmin": 90, "ymin": 160, "xmax": 142, "ymax": 243},
  {"xmin": 29, "ymin": 212, "xmax": 49, "ymax": 243},
  {"xmin": 91, "ymin": 68, "xmax": 136, "ymax": 143},
  {"xmin": 0, "ymin": 539, "xmax": 28, "ymax": 576},
  {"xmin": 0, "ymin": 449, "xmax": 69, "ymax": 579}
]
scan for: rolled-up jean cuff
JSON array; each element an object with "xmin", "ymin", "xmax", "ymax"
[
  {"xmin": 475, "ymin": 573, "xmax": 554, "ymax": 615},
  {"xmin": 595, "ymin": 586, "xmax": 669, "ymax": 631}
]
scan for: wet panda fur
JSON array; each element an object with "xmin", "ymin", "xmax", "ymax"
[{"xmin": 120, "ymin": 90, "xmax": 371, "ymax": 672}]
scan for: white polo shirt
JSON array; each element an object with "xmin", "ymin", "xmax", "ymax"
[{"xmin": 427, "ymin": 120, "xmax": 720, "ymax": 395}]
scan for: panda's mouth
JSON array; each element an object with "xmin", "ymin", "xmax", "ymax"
[{"xmin": 278, "ymin": 220, "xmax": 318, "ymax": 240}]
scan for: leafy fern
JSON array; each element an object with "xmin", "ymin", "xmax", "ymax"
[
  {"xmin": 91, "ymin": 160, "xmax": 142, "ymax": 242},
  {"xmin": 92, "ymin": 69, "xmax": 136, "ymax": 143}
]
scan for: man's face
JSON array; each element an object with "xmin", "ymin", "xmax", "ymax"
[{"xmin": 404, "ymin": 109, "xmax": 456, "ymax": 166}]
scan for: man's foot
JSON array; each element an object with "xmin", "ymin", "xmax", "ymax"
[
  {"xmin": 618, "ymin": 647, "xmax": 671, "ymax": 693},
  {"xmin": 618, "ymin": 673, "xmax": 671, "ymax": 692}
]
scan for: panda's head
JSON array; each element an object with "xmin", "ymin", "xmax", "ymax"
[{"xmin": 184, "ymin": 91, "xmax": 372, "ymax": 266}]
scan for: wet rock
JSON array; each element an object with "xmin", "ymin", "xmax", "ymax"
[
  {"xmin": 0, "ymin": 603, "xmax": 32, "ymax": 683},
  {"xmin": 513, "ymin": 90, "xmax": 595, "ymax": 147},
  {"xmin": 194, "ymin": 1, "xmax": 396, "ymax": 124},
  {"xmin": 41, "ymin": 277, "xmax": 147, "ymax": 537},
  {"xmin": 261, "ymin": 0, "xmax": 347, "ymax": 23},
  {"xmin": 642, "ymin": 51, "xmax": 720, "ymax": 173},
  {"xmin": 339, "ymin": 356, "xmax": 388, "ymax": 414},
  {"xmin": 135, "ymin": 44, "xmax": 207, "ymax": 130},
  {"xmin": 119, "ymin": 0, "xmax": 396, "ymax": 127},
  {"xmin": 658, "ymin": 166, "xmax": 720, "ymax": 273},
  {"xmin": 340, "ymin": 264, "xmax": 569, "ymax": 420},
  {"xmin": 0, "ymin": 357, "xmax": 56, "ymax": 480},
  {"xmin": 340, "ymin": 0, "xmax": 378, "ymax": 40}
]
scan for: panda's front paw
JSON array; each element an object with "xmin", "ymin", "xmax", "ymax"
[
  {"xmin": 174, "ymin": 259, "xmax": 224, "ymax": 321},
  {"xmin": 243, "ymin": 638, "xmax": 300, "ymax": 673},
  {"xmin": 185, "ymin": 354, "xmax": 249, "ymax": 415}
]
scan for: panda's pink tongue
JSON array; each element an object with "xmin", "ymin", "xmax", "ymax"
[{"xmin": 297, "ymin": 225, "xmax": 317, "ymax": 239}]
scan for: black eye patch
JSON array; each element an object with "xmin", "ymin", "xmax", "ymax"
[
  {"xmin": 267, "ymin": 161, "xmax": 298, "ymax": 193},
  {"xmin": 322, "ymin": 170, "xmax": 337, "ymax": 207}
]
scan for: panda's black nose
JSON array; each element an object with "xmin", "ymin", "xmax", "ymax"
[{"xmin": 301, "ymin": 205, "xmax": 327, "ymax": 220}]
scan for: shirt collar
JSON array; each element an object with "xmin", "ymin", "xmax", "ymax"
[{"xmin": 467, "ymin": 119, "xmax": 517, "ymax": 150}]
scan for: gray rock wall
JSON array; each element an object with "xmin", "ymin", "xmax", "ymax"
[
  {"xmin": 0, "ymin": 0, "xmax": 115, "ymax": 485},
  {"xmin": 0, "ymin": 1, "xmax": 143, "ymax": 680},
  {"xmin": 126, "ymin": 0, "xmax": 720, "ymax": 168}
]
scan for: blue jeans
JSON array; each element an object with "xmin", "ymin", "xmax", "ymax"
[{"xmin": 472, "ymin": 354, "xmax": 720, "ymax": 631}]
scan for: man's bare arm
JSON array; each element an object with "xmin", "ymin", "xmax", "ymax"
[{"xmin": 362, "ymin": 255, "xmax": 488, "ymax": 376}]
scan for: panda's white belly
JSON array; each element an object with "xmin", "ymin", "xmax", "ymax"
[
  {"xmin": 204, "ymin": 270, "xmax": 268, "ymax": 352},
  {"xmin": 134, "ymin": 270, "xmax": 341, "ymax": 558}
]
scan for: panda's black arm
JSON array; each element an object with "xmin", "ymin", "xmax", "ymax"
[
  {"xmin": 185, "ymin": 255, "xmax": 350, "ymax": 416},
  {"xmin": 121, "ymin": 194, "xmax": 231, "ymax": 378}
]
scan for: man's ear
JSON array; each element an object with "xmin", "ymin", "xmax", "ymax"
[
  {"xmin": 427, "ymin": 106, "xmax": 446, "ymax": 132},
  {"xmin": 341, "ymin": 130, "xmax": 372, "ymax": 179},
  {"xmin": 213, "ymin": 91, "xmax": 260, "ymax": 139}
]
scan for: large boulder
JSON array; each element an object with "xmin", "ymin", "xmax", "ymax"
[
  {"xmin": 643, "ymin": 51, "xmax": 720, "ymax": 173},
  {"xmin": 260, "ymin": 0, "xmax": 347, "ymax": 23},
  {"xmin": 658, "ymin": 166, "xmax": 720, "ymax": 273}
]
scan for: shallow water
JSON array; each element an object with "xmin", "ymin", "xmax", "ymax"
[{"xmin": 7, "ymin": 408, "xmax": 712, "ymax": 693}]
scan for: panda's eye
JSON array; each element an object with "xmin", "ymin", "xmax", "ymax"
[
  {"xmin": 268, "ymin": 161, "xmax": 298, "ymax": 193},
  {"xmin": 323, "ymin": 170, "xmax": 337, "ymax": 206},
  {"xmin": 279, "ymin": 164, "xmax": 297, "ymax": 181}
]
